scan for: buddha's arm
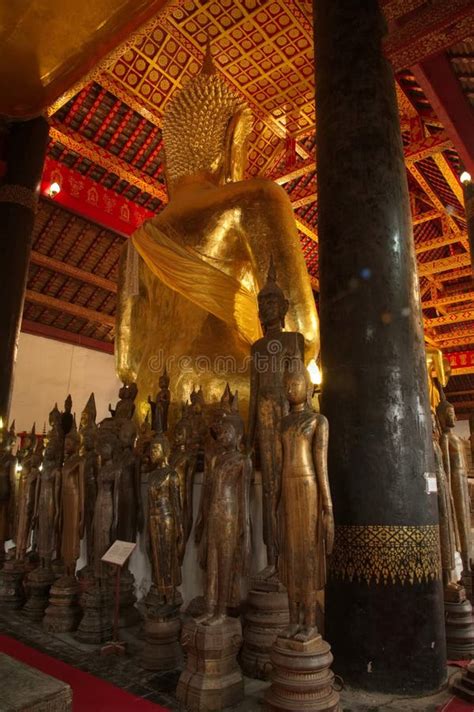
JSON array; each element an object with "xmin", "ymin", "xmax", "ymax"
[
  {"xmin": 115, "ymin": 243, "xmax": 149, "ymax": 384},
  {"xmin": 313, "ymin": 415, "xmax": 334, "ymax": 554},
  {"xmin": 246, "ymin": 180, "xmax": 319, "ymax": 361}
]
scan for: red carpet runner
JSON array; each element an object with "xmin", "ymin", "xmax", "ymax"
[
  {"xmin": 0, "ymin": 634, "xmax": 169, "ymax": 711},
  {"xmin": 438, "ymin": 698, "xmax": 474, "ymax": 712}
]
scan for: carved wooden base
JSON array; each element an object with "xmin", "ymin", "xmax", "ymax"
[
  {"xmin": 140, "ymin": 585, "xmax": 182, "ymax": 671},
  {"xmin": 451, "ymin": 660, "xmax": 474, "ymax": 702},
  {"xmin": 264, "ymin": 633, "xmax": 340, "ymax": 712},
  {"xmin": 241, "ymin": 585, "xmax": 290, "ymax": 680},
  {"xmin": 43, "ymin": 575, "xmax": 82, "ymax": 633},
  {"xmin": 75, "ymin": 580, "xmax": 113, "ymax": 644},
  {"xmin": 462, "ymin": 570, "xmax": 473, "ymax": 605},
  {"xmin": 0, "ymin": 559, "xmax": 26, "ymax": 609},
  {"xmin": 23, "ymin": 567, "xmax": 55, "ymax": 621},
  {"xmin": 177, "ymin": 617, "xmax": 244, "ymax": 711},
  {"xmin": 141, "ymin": 616, "xmax": 182, "ymax": 671},
  {"xmin": 118, "ymin": 568, "xmax": 140, "ymax": 627},
  {"xmin": 445, "ymin": 590, "xmax": 474, "ymax": 660}
]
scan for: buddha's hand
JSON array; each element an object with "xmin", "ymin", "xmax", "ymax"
[{"xmin": 323, "ymin": 505, "xmax": 334, "ymax": 556}]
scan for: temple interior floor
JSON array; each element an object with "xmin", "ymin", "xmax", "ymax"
[{"xmin": 0, "ymin": 609, "xmax": 459, "ymax": 711}]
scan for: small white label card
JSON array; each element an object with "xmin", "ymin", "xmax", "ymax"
[
  {"xmin": 101, "ymin": 540, "xmax": 136, "ymax": 567},
  {"xmin": 424, "ymin": 472, "xmax": 438, "ymax": 495}
]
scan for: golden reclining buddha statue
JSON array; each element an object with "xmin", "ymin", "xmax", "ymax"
[{"xmin": 116, "ymin": 44, "xmax": 319, "ymax": 421}]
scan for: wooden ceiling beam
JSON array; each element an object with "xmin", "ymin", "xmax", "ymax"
[
  {"xmin": 385, "ymin": 0, "xmax": 474, "ymax": 73},
  {"xmin": 418, "ymin": 252, "xmax": 471, "ymax": 276},
  {"xmin": 422, "ymin": 290, "xmax": 474, "ymax": 310},
  {"xmin": 409, "ymin": 163, "xmax": 461, "ymax": 234},
  {"xmin": 415, "ymin": 232, "xmax": 466, "ymax": 254},
  {"xmin": 413, "ymin": 210, "xmax": 441, "ymax": 225},
  {"xmin": 446, "ymin": 401, "xmax": 474, "ymax": 416},
  {"xmin": 436, "ymin": 325, "xmax": 474, "ymax": 348},
  {"xmin": 425, "ymin": 308, "xmax": 474, "ymax": 329},
  {"xmin": 437, "ymin": 267, "xmax": 473, "ymax": 283},
  {"xmin": 275, "ymin": 131, "xmax": 452, "ymax": 185},
  {"xmin": 413, "ymin": 54, "xmax": 474, "ymax": 176},
  {"xmin": 49, "ymin": 120, "xmax": 168, "ymax": 203},
  {"xmin": 295, "ymin": 216, "xmax": 317, "ymax": 242},
  {"xmin": 30, "ymin": 251, "xmax": 117, "ymax": 294},
  {"xmin": 25, "ymin": 290, "xmax": 115, "ymax": 328},
  {"xmin": 21, "ymin": 319, "xmax": 114, "ymax": 354},
  {"xmin": 292, "ymin": 193, "xmax": 316, "ymax": 209}
]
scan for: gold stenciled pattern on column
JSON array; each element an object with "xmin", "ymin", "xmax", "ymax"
[{"xmin": 329, "ymin": 525, "xmax": 442, "ymax": 585}]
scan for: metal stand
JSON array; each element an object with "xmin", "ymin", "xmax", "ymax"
[{"xmin": 100, "ymin": 564, "xmax": 126, "ymax": 656}]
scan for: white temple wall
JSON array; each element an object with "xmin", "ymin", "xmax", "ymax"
[{"xmin": 10, "ymin": 332, "xmax": 121, "ymax": 431}]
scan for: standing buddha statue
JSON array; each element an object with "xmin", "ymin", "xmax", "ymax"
[
  {"xmin": 247, "ymin": 259, "xmax": 305, "ymax": 580},
  {"xmin": 15, "ymin": 425, "xmax": 39, "ymax": 561},
  {"xmin": 92, "ymin": 427, "xmax": 121, "ymax": 580},
  {"xmin": 196, "ymin": 406, "xmax": 251, "ymax": 625},
  {"xmin": 437, "ymin": 396, "xmax": 472, "ymax": 576},
  {"xmin": 279, "ymin": 364, "xmax": 334, "ymax": 641},
  {"xmin": 148, "ymin": 368, "xmax": 171, "ymax": 433},
  {"xmin": 117, "ymin": 420, "xmax": 143, "ymax": 543},
  {"xmin": 432, "ymin": 411, "xmax": 459, "ymax": 592},
  {"xmin": 34, "ymin": 406, "xmax": 62, "ymax": 571},
  {"xmin": 60, "ymin": 421, "xmax": 85, "ymax": 577},
  {"xmin": 79, "ymin": 393, "xmax": 98, "ymax": 570},
  {"xmin": 116, "ymin": 42, "xmax": 318, "ymax": 422},
  {"xmin": 147, "ymin": 427, "xmax": 183, "ymax": 606},
  {"xmin": 170, "ymin": 407, "xmax": 197, "ymax": 553},
  {"xmin": 0, "ymin": 421, "xmax": 16, "ymax": 564}
]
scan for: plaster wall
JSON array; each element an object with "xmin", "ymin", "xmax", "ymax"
[{"xmin": 9, "ymin": 332, "xmax": 121, "ymax": 431}]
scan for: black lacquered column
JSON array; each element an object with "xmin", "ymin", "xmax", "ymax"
[
  {"xmin": 313, "ymin": 0, "xmax": 446, "ymax": 695},
  {"xmin": 0, "ymin": 117, "xmax": 49, "ymax": 422}
]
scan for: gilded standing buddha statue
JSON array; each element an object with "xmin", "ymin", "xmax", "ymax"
[{"xmin": 116, "ymin": 43, "xmax": 318, "ymax": 421}]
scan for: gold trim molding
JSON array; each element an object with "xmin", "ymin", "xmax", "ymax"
[{"xmin": 329, "ymin": 524, "xmax": 441, "ymax": 585}]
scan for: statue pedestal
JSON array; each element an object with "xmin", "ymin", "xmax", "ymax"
[
  {"xmin": 140, "ymin": 586, "xmax": 183, "ymax": 671},
  {"xmin": 177, "ymin": 617, "xmax": 244, "ymax": 711},
  {"xmin": 118, "ymin": 567, "xmax": 140, "ymax": 627},
  {"xmin": 451, "ymin": 659, "xmax": 474, "ymax": 702},
  {"xmin": 241, "ymin": 578, "xmax": 289, "ymax": 680},
  {"xmin": 43, "ymin": 575, "xmax": 81, "ymax": 633},
  {"xmin": 75, "ymin": 580, "xmax": 113, "ymax": 644},
  {"xmin": 23, "ymin": 567, "xmax": 55, "ymax": 621},
  {"xmin": 264, "ymin": 633, "xmax": 340, "ymax": 712},
  {"xmin": 445, "ymin": 586, "xmax": 474, "ymax": 660},
  {"xmin": 462, "ymin": 570, "xmax": 473, "ymax": 605},
  {"xmin": 0, "ymin": 559, "xmax": 26, "ymax": 609}
]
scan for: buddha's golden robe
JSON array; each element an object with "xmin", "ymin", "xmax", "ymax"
[{"xmin": 116, "ymin": 48, "xmax": 318, "ymax": 421}]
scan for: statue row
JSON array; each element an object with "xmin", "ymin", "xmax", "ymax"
[{"xmin": 0, "ymin": 262, "xmax": 334, "ymax": 645}]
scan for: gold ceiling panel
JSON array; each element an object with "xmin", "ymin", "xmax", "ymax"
[
  {"xmin": 0, "ymin": 0, "xmax": 172, "ymax": 118},
  {"xmin": 103, "ymin": 0, "xmax": 317, "ymax": 174}
]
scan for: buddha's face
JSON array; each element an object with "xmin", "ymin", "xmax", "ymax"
[
  {"xmin": 81, "ymin": 430, "xmax": 95, "ymax": 451},
  {"xmin": 65, "ymin": 434, "xmax": 78, "ymax": 456},
  {"xmin": 446, "ymin": 405, "xmax": 456, "ymax": 428},
  {"xmin": 159, "ymin": 376, "xmax": 169, "ymax": 390},
  {"xmin": 258, "ymin": 291, "xmax": 288, "ymax": 329},
  {"xmin": 217, "ymin": 421, "xmax": 236, "ymax": 449},
  {"xmin": 151, "ymin": 440, "xmax": 166, "ymax": 465},
  {"xmin": 98, "ymin": 439, "xmax": 113, "ymax": 460},
  {"xmin": 174, "ymin": 423, "xmax": 187, "ymax": 446},
  {"xmin": 285, "ymin": 371, "xmax": 308, "ymax": 406},
  {"xmin": 120, "ymin": 426, "xmax": 134, "ymax": 447}
]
